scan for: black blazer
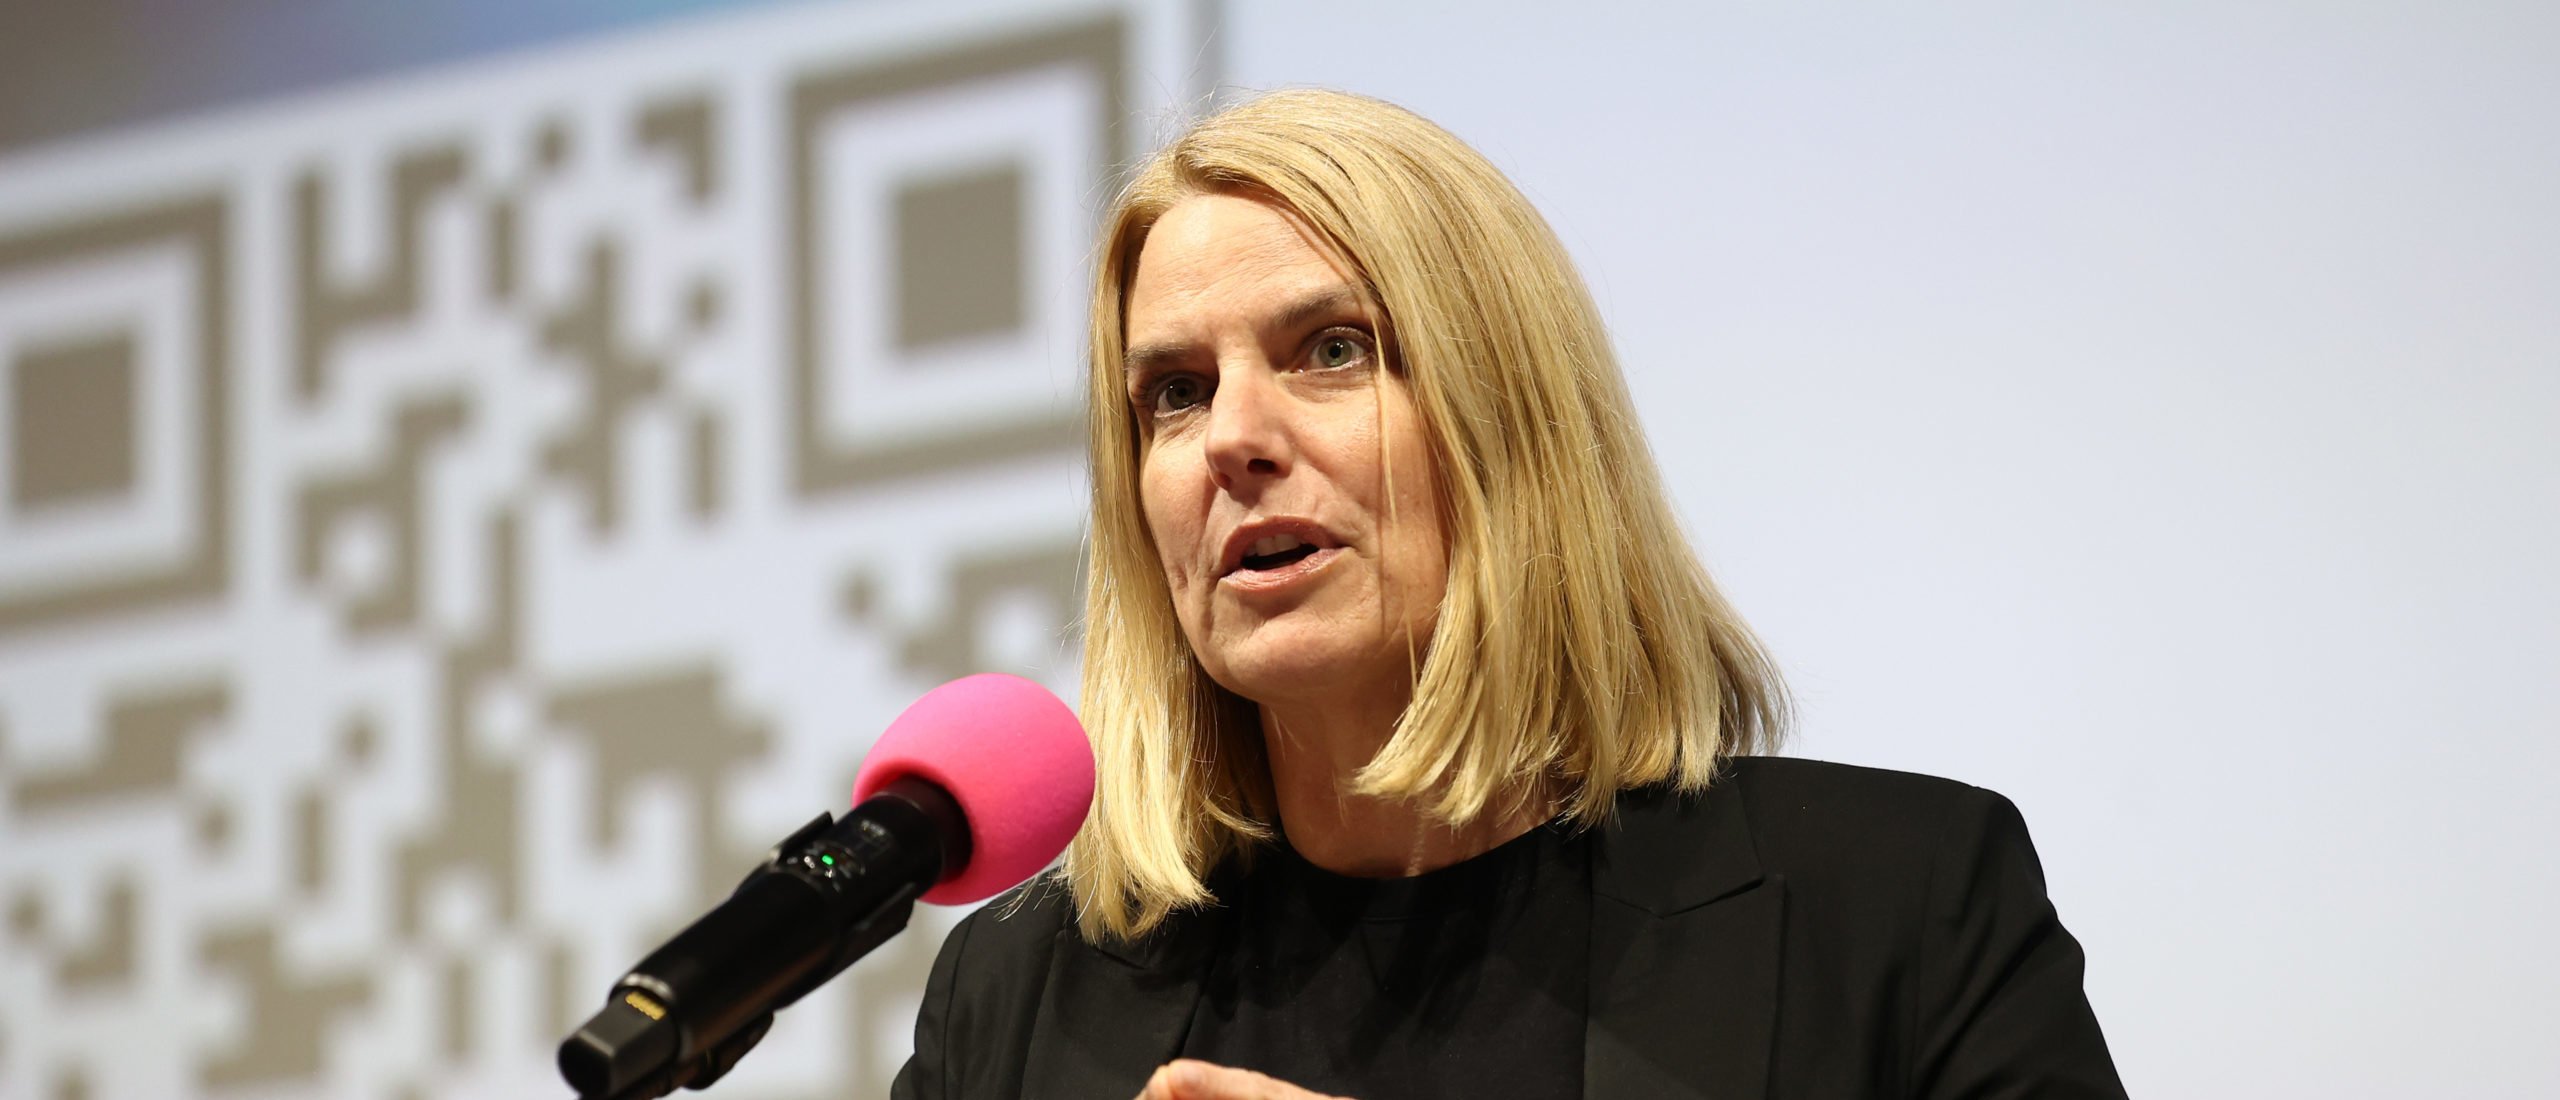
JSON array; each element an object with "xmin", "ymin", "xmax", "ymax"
[{"xmin": 891, "ymin": 757, "xmax": 2127, "ymax": 1099}]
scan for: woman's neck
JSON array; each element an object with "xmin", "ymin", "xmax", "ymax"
[{"xmin": 1258, "ymin": 700, "xmax": 1552, "ymax": 879}]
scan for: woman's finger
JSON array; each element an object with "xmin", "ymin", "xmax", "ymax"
[{"xmin": 1142, "ymin": 1058, "xmax": 1348, "ymax": 1100}]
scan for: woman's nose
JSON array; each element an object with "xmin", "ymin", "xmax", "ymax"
[{"xmin": 1202, "ymin": 370, "xmax": 1290, "ymax": 489}]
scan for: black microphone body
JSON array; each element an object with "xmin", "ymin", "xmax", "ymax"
[{"xmin": 558, "ymin": 775, "xmax": 969, "ymax": 1099}]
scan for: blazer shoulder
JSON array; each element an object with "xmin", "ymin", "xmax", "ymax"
[
  {"xmin": 895, "ymin": 877, "xmax": 1074, "ymax": 1099},
  {"xmin": 1638, "ymin": 755, "xmax": 2034, "ymax": 895},
  {"xmin": 1718, "ymin": 753, "xmax": 1986, "ymax": 810},
  {"xmin": 948, "ymin": 874, "xmax": 1078, "ymax": 962},
  {"xmin": 1594, "ymin": 756, "xmax": 2113, "ymax": 1086},
  {"xmin": 933, "ymin": 875, "xmax": 1077, "ymax": 1017},
  {"xmin": 1718, "ymin": 755, "xmax": 2012, "ymax": 850}
]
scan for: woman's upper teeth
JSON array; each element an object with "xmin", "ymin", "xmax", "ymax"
[{"xmin": 1248, "ymin": 534, "xmax": 1308, "ymax": 557}]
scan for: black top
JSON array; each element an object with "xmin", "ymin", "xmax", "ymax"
[
  {"xmin": 892, "ymin": 757, "xmax": 2128, "ymax": 1100},
  {"xmin": 1180, "ymin": 822, "xmax": 1589, "ymax": 1099}
]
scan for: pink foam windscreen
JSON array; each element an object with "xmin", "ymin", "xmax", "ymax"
[{"xmin": 850, "ymin": 674, "xmax": 1094, "ymax": 905}]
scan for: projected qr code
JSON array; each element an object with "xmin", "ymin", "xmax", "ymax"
[{"xmin": 0, "ymin": 4, "xmax": 1206, "ymax": 1097}]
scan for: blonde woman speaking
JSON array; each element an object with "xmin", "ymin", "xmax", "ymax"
[{"xmin": 892, "ymin": 90, "xmax": 2126, "ymax": 1100}]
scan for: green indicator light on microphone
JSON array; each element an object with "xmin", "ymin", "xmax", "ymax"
[{"xmin": 820, "ymin": 854, "xmax": 835, "ymax": 866}]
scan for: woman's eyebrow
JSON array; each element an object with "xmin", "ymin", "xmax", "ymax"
[
  {"xmin": 1121, "ymin": 340, "xmax": 1191, "ymax": 390},
  {"xmin": 1268, "ymin": 285, "xmax": 1374, "ymax": 334}
]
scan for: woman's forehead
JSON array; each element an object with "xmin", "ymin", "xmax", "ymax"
[{"xmin": 1134, "ymin": 196, "xmax": 1340, "ymax": 293}]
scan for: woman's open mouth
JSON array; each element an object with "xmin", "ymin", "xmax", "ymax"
[
  {"xmin": 1223, "ymin": 538, "xmax": 1343, "ymax": 591},
  {"xmin": 1239, "ymin": 533, "xmax": 1321, "ymax": 572}
]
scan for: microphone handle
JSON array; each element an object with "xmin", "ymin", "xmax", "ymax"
[{"xmin": 559, "ymin": 776, "xmax": 969, "ymax": 1099}]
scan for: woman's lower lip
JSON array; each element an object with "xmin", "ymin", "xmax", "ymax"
[{"xmin": 1220, "ymin": 547, "xmax": 1343, "ymax": 593}]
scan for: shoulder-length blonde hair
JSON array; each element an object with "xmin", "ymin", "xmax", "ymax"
[{"xmin": 1065, "ymin": 89, "xmax": 1786, "ymax": 942}]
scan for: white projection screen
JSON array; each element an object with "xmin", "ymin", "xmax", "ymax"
[{"xmin": 1, "ymin": 3, "xmax": 2553, "ymax": 1098}]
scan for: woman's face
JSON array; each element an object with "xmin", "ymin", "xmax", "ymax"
[{"xmin": 1122, "ymin": 192, "xmax": 1448, "ymax": 713}]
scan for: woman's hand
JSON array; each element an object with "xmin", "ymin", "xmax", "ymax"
[{"xmin": 1134, "ymin": 1059, "xmax": 1352, "ymax": 1100}]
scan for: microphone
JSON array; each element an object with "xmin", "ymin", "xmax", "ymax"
[{"xmin": 556, "ymin": 674, "xmax": 1093, "ymax": 1099}]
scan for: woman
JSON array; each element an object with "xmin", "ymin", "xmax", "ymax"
[{"xmin": 893, "ymin": 90, "xmax": 2125, "ymax": 1100}]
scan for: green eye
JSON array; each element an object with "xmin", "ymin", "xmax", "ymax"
[{"xmin": 1316, "ymin": 336, "xmax": 1361, "ymax": 368}]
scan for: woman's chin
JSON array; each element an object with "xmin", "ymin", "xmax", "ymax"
[{"xmin": 1203, "ymin": 630, "xmax": 1414, "ymax": 711}]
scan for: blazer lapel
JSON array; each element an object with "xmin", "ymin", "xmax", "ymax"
[
  {"xmin": 1021, "ymin": 911, "xmax": 1216, "ymax": 1099},
  {"xmin": 1584, "ymin": 782, "xmax": 1784, "ymax": 1100}
]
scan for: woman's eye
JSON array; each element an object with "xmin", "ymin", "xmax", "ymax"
[
  {"xmin": 1313, "ymin": 333, "xmax": 1367, "ymax": 369},
  {"xmin": 1151, "ymin": 375, "xmax": 1208, "ymax": 414}
]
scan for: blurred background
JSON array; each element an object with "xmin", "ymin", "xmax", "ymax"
[{"xmin": 1, "ymin": 2, "xmax": 2552, "ymax": 1097}]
